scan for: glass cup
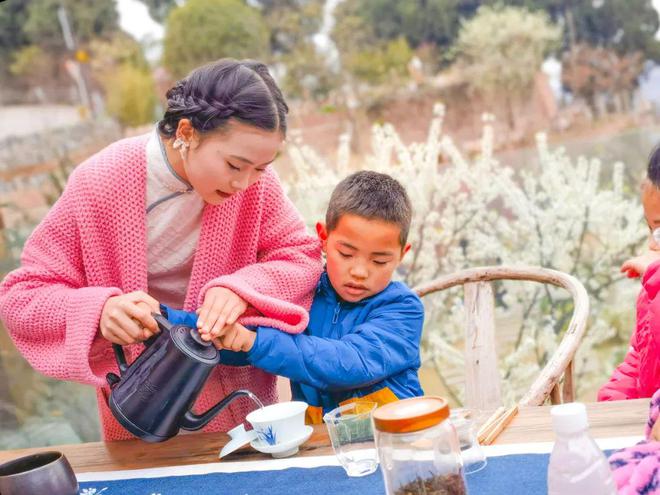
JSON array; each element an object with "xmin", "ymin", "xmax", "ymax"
[
  {"xmin": 450, "ymin": 408, "xmax": 487, "ymax": 474},
  {"xmin": 323, "ymin": 401, "xmax": 379, "ymax": 477}
]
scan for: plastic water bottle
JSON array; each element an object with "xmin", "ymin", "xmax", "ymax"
[{"xmin": 547, "ymin": 402, "xmax": 617, "ymax": 495}]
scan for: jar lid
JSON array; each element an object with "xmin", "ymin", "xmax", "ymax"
[{"xmin": 372, "ymin": 396, "xmax": 449, "ymax": 433}]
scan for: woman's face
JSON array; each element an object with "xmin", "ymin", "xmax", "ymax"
[{"xmin": 183, "ymin": 121, "xmax": 283, "ymax": 205}]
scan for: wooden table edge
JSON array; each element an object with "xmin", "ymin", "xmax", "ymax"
[{"xmin": 0, "ymin": 399, "xmax": 650, "ymax": 474}]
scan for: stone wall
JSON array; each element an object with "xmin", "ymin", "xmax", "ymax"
[
  {"xmin": 0, "ymin": 121, "xmax": 122, "ymax": 447},
  {"xmin": 0, "ymin": 119, "xmax": 121, "ymax": 271}
]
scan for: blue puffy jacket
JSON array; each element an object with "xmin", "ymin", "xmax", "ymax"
[
  {"xmin": 161, "ymin": 273, "xmax": 425, "ymax": 423},
  {"xmin": 247, "ymin": 272, "xmax": 425, "ymax": 423}
]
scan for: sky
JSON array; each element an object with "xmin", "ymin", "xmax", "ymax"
[{"xmin": 116, "ymin": 0, "xmax": 164, "ymax": 42}]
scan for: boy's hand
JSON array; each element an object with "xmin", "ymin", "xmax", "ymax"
[
  {"xmin": 620, "ymin": 251, "xmax": 660, "ymax": 278},
  {"xmin": 197, "ymin": 287, "xmax": 248, "ymax": 340},
  {"xmin": 100, "ymin": 291, "xmax": 160, "ymax": 345},
  {"xmin": 211, "ymin": 322, "xmax": 256, "ymax": 352}
]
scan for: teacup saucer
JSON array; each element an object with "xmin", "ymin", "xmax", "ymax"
[
  {"xmin": 250, "ymin": 425, "xmax": 313, "ymax": 458},
  {"xmin": 219, "ymin": 424, "xmax": 258, "ymax": 459}
]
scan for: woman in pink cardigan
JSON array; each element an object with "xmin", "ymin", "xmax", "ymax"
[{"xmin": 0, "ymin": 59, "xmax": 322, "ymax": 440}]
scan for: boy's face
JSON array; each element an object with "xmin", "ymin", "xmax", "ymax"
[
  {"xmin": 317, "ymin": 214, "xmax": 410, "ymax": 303},
  {"xmin": 642, "ymin": 181, "xmax": 660, "ymax": 249}
]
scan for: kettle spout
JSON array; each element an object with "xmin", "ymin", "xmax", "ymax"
[{"xmin": 180, "ymin": 389, "xmax": 259, "ymax": 431}]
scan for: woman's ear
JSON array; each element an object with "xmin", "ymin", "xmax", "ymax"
[
  {"xmin": 176, "ymin": 119, "xmax": 196, "ymax": 147},
  {"xmin": 316, "ymin": 222, "xmax": 328, "ymax": 252}
]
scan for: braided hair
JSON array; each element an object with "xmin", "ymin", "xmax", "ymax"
[{"xmin": 158, "ymin": 59, "xmax": 289, "ymax": 138}]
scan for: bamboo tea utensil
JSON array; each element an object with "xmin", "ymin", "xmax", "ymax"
[
  {"xmin": 480, "ymin": 405, "xmax": 519, "ymax": 445},
  {"xmin": 476, "ymin": 406, "xmax": 506, "ymax": 444}
]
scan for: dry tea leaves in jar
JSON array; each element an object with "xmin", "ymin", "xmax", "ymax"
[{"xmin": 394, "ymin": 473, "xmax": 467, "ymax": 495}]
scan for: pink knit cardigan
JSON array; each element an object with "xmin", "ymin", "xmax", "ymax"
[
  {"xmin": 0, "ymin": 134, "xmax": 322, "ymax": 441},
  {"xmin": 598, "ymin": 260, "xmax": 660, "ymax": 401}
]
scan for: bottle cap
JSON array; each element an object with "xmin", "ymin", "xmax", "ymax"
[
  {"xmin": 372, "ymin": 396, "xmax": 449, "ymax": 433},
  {"xmin": 550, "ymin": 402, "xmax": 589, "ymax": 435}
]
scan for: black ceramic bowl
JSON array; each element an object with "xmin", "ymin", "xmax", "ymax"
[{"xmin": 0, "ymin": 451, "xmax": 78, "ymax": 495}]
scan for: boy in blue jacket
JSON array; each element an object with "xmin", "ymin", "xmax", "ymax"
[{"xmin": 165, "ymin": 171, "xmax": 424, "ymax": 423}]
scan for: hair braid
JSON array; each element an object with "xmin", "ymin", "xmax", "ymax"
[{"xmin": 158, "ymin": 58, "xmax": 288, "ymax": 138}]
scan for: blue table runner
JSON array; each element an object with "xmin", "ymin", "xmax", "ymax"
[{"xmin": 79, "ymin": 452, "xmax": 552, "ymax": 495}]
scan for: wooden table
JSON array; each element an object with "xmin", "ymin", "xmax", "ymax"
[{"xmin": 0, "ymin": 399, "xmax": 649, "ymax": 474}]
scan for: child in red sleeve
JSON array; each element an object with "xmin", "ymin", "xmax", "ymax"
[{"xmin": 598, "ymin": 147, "xmax": 660, "ymax": 401}]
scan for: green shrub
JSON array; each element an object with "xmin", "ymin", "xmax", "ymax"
[{"xmin": 103, "ymin": 64, "xmax": 157, "ymax": 128}]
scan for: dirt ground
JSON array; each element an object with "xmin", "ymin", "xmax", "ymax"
[{"xmin": 0, "ymin": 105, "xmax": 84, "ymax": 138}]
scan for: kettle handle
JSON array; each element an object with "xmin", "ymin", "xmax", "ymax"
[
  {"xmin": 112, "ymin": 344, "xmax": 129, "ymax": 375},
  {"xmin": 111, "ymin": 313, "xmax": 172, "ymax": 376}
]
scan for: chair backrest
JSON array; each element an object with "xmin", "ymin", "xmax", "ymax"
[{"xmin": 413, "ymin": 266, "xmax": 589, "ymax": 409}]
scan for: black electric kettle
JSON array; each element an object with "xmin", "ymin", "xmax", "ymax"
[{"xmin": 106, "ymin": 313, "xmax": 254, "ymax": 442}]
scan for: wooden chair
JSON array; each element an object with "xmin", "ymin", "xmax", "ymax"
[{"xmin": 413, "ymin": 266, "xmax": 589, "ymax": 410}]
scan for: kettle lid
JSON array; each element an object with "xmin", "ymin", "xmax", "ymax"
[{"xmin": 170, "ymin": 325, "xmax": 220, "ymax": 365}]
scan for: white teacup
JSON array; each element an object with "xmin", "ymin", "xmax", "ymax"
[{"xmin": 246, "ymin": 401, "xmax": 307, "ymax": 446}]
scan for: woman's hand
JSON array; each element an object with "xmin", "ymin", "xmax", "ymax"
[
  {"xmin": 197, "ymin": 287, "xmax": 248, "ymax": 340},
  {"xmin": 211, "ymin": 322, "xmax": 256, "ymax": 352},
  {"xmin": 100, "ymin": 291, "xmax": 160, "ymax": 345},
  {"xmin": 620, "ymin": 251, "xmax": 660, "ymax": 278}
]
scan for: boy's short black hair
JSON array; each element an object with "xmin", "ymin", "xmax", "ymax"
[
  {"xmin": 648, "ymin": 144, "xmax": 660, "ymax": 188},
  {"xmin": 326, "ymin": 171, "xmax": 412, "ymax": 247}
]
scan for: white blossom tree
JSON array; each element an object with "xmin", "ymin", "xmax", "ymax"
[{"xmin": 282, "ymin": 104, "xmax": 645, "ymax": 404}]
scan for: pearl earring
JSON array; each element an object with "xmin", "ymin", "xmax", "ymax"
[{"xmin": 173, "ymin": 138, "xmax": 188, "ymax": 150}]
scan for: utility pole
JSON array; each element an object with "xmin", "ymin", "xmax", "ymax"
[
  {"xmin": 563, "ymin": 3, "xmax": 577, "ymax": 54},
  {"xmin": 57, "ymin": 4, "xmax": 93, "ymax": 117}
]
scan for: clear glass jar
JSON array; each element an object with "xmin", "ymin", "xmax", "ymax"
[{"xmin": 373, "ymin": 397, "xmax": 468, "ymax": 495}]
